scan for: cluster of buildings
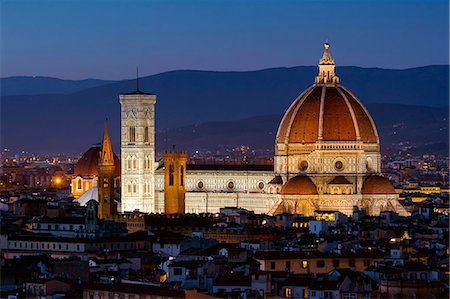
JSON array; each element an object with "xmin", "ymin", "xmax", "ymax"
[
  {"xmin": 0, "ymin": 42, "xmax": 448, "ymax": 298},
  {"xmin": 1, "ymin": 200, "xmax": 448, "ymax": 298}
]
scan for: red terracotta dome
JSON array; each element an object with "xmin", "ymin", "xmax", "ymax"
[
  {"xmin": 74, "ymin": 145, "xmax": 120, "ymax": 177},
  {"xmin": 362, "ymin": 175, "xmax": 396, "ymax": 194},
  {"xmin": 276, "ymin": 85, "xmax": 378, "ymax": 144},
  {"xmin": 280, "ymin": 175, "xmax": 318, "ymax": 195}
]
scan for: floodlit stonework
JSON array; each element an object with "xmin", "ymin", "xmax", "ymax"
[
  {"xmin": 119, "ymin": 89, "xmax": 156, "ymax": 213},
  {"xmin": 75, "ymin": 42, "xmax": 408, "ymax": 217}
]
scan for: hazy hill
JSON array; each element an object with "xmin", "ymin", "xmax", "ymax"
[
  {"xmin": 0, "ymin": 76, "xmax": 115, "ymax": 96},
  {"xmin": 1, "ymin": 65, "xmax": 448, "ymax": 154}
]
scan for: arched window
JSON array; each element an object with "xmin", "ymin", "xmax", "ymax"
[
  {"xmin": 127, "ymin": 184, "xmax": 131, "ymax": 193},
  {"xmin": 180, "ymin": 166, "xmax": 184, "ymax": 186},
  {"xmin": 133, "ymin": 159, "xmax": 137, "ymax": 169},
  {"xmin": 169, "ymin": 164, "xmax": 174, "ymax": 186},
  {"xmin": 77, "ymin": 179, "xmax": 82, "ymax": 190},
  {"xmin": 144, "ymin": 126, "xmax": 149, "ymax": 143},
  {"xmin": 129, "ymin": 126, "xmax": 136, "ymax": 143},
  {"xmin": 133, "ymin": 183, "xmax": 137, "ymax": 193}
]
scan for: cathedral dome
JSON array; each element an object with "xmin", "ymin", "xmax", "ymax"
[
  {"xmin": 362, "ymin": 175, "xmax": 396, "ymax": 194},
  {"xmin": 74, "ymin": 145, "xmax": 120, "ymax": 177},
  {"xmin": 280, "ymin": 175, "xmax": 318, "ymax": 195},
  {"xmin": 276, "ymin": 42, "xmax": 378, "ymax": 145}
]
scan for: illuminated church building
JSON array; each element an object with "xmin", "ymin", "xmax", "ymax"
[{"xmin": 72, "ymin": 42, "xmax": 409, "ymax": 217}]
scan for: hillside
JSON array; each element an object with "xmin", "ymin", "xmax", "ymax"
[{"xmin": 1, "ymin": 65, "xmax": 448, "ymax": 155}]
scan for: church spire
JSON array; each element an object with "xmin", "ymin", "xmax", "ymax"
[
  {"xmin": 315, "ymin": 40, "xmax": 339, "ymax": 84},
  {"xmin": 100, "ymin": 119, "xmax": 114, "ymax": 166}
]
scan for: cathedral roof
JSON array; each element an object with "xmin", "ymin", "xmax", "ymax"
[
  {"xmin": 280, "ymin": 175, "xmax": 318, "ymax": 195},
  {"xmin": 74, "ymin": 145, "xmax": 120, "ymax": 177},
  {"xmin": 362, "ymin": 175, "xmax": 396, "ymax": 194},
  {"xmin": 276, "ymin": 42, "xmax": 378, "ymax": 145}
]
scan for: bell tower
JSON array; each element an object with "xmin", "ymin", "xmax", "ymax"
[
  {"xmin": 163, "ymin": 151, "xmax": 187, "ymax": 214},
  {"xmin": 119, "ymin": 80, "xmax": 156, "ymax": 213},
  {"xmin": 98, "ymin": 121, "xmax": 117, "ymax": 219}
]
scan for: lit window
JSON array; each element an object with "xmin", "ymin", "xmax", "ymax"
[
  {"xmin": 303, "ymin": 288, "xmax": 309, "ymax": 298},
  {"xmin": 77, "ymin": 179, "xmax": 82, "ymax": 190},
  {"xmin": 302, "ymin": 260, "xmax": 308, "ymax": 269},
  {"xmin": 285, "ymin": 287, "xmax": 292, "ymax": 298}
]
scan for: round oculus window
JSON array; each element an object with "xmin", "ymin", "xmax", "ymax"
[
  {"xmin": 228, "ymin": 181, "xmax": 234, "ymax": 189},
  {"xmin": 197, "ymin": 181, "xmax": 204, "ymax": 189},
  {"xmin": 335, "ymin": 160, "xmax": 344, "ymax": 171},
  {"xmin": 258, "ymin": 182, "xmax": 265, "ymax": 190},
  {"xmin": 299, "ymin": 160, "xmax": 309, "ymax": 171}
]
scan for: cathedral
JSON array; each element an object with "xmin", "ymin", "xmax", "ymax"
[{"xmin": 72, "ymin": 42, "xmax": 409, "ymax": 217}]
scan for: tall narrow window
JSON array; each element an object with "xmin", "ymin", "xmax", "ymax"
[
  {"xmin": 77, "ymin": 179, "xmax": 82, "ymax": 190},
  {"xmin": 129, "ymin": 126, "xmax": 136, "ymax": 143},
  {"xmin": 180, "ymin": 166, "xmax": 184, "ymax": 186},
  {"xmin": 127, "ymin": 159, "xmax": 132, "ymax": 169},
  {"xmin": 144, "ymin": 126, "xmax": 149, "ymax": 143},
  {"xmin": 133, "ymin": 159, "xmax": 137, "ymax": 169},
  {"xmin": 133, "ymin": 183, "xmax": 137, "ymax": 193},
  {"xmin": 169, "ymin": 164, "xmax": 174, "ymax": 186}
]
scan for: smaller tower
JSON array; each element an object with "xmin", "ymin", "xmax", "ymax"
[
  {"xmin": 163, "ymin": 151, "xmax": 187, "ymax": 214},
  {"xmin": 98, "ymin": 120, "xmax": 117, "ymax": 219}
]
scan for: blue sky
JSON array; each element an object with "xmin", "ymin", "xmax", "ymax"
[{"xmin": 1, "ymin": 0, "xmax": 448, "ymax": 80}]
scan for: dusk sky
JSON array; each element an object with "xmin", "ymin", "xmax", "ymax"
[{"xmin": 1, "ymin": 0, "xmax": 449, "ymax": 80}]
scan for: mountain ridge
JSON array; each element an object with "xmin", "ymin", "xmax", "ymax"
[{"xmin": 1, "ymin": 66, "xmax": 448, "ymax": 155}]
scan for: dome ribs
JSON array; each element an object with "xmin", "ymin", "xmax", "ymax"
[
  {"xmin": 340, "ymin": 87, "xmax": 378, "ymax": 143},
  {"xmin": 288, "ymin": 86, "xmax": 321, "ymax": 143},
  {"xmin": 322, "ymin": 87, "xmax": 356, "ymax": 141}
]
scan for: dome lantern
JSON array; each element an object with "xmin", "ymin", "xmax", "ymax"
[{"xmin": 315, "ymin": 40, "xmax": 340, "ymax": 84}]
